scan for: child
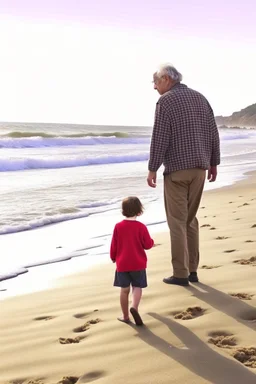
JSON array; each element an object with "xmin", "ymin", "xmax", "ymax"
[{"xmin": 110, "ymin": 196, "xmax": 154, "ymax": 326}]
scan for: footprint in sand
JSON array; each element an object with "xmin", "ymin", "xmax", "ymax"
[
  {"xmin": 57, "ymin": 372, "xmax": 105, "ymax": 384},
  {"xmin": 224, "ymin": 249, "xmax": 237, "ymax": 253},
  {"xmin": 233, "ymin": 211, "xmax": 237, "ymax": 213},
  {"xmin": 233, "ymin": 256, "xmax": 256, "ymax": 266},
  {"xmin": 201, "ymin": 265, "xmax": 221, "ymax": 269},
  {"xmin": 209, "ymin": 227, "xmax": 216, "ymax": 230},
  {"xmin": 215, "ymin": 236, "xmax": 229, "ymax": 240},
  {"xmin": 73, "ymin": 310, "xmax": 99, "ymax": 319},
  {"xmin": 201, "ymin": 207, "xmax": 206, "ymax": 209},
  {"xmin": 238, "ymin": 203, "xmax": 250, "ymax": 208},
  {"xmin": 252, "ymin": 224, "xmax": 256, "ymax": 228},
  {"xmin": 232, "ymin": 347, "xmax": 256, "ymax": 368},
  {"xmin": 57, "ymin": 377, "xmax": 79, "ymax": 384},
  {"xmin": 173, "ymin": 306, "xmax": 205, "ymax": 320},
  {"xmin": 200, "ymin": 224, "xmax": 211, "ymax": 228},
  {"xmin": 9, "ymin": 379, "xmax": 45, "ymax": 384},
  {"xmin": 234, "ymin": 218, "xmax": 241, "ymax": 221},
  {"xmin": 208, "ymin": 331, "xmax": 237, "ymax": 349},
  {"xmin": 59, "ymin": 336, "xmax": 85, "ymax": 344},
  {"xmin": 77, "ymin": 371, "xmax": 105, "ymax": 383},
  {"xmin": 239, "ymin": 308, "xmax": 256, "ymax": 322},
  {"xmin": 245, "ymin": 240, "xmax": 254, "ymax": 243},
  {"xmin": 229, "ymin": 293, "xmax": 254, "ymax": 301},
  {"xmin": 73, "ymin": 318, "xmax": 101, "ymax": 333},
  {"xmin": 9, "ymin": 380, "xmax": 26, "ymax": 384},
  {"xmin": 73, "ymin": 313, "xmax": 89, "ymax": 319},
  {"xmin": 34, "ymin": 316, "xmax": 56, "ymax": 321}
]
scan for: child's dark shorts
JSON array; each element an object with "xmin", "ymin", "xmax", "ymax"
[{"xmin": 114, "ymin": 269, "xmax": 147, "ymax": 288}]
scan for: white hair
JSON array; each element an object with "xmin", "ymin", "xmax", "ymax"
[{"xmin": 156, "ymin": 63, "xmax": 183, "ymax": 82}]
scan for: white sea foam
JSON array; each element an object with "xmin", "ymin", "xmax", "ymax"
[
  {"xmin": 0, "ymin": 152, "xmax": 149, "ymax": 172},
  {"xmin": 0, "ymin": 231, "xmax": 106, "ymax": 283},
  {"xmin": 220, "ymin": 131, "xmax": 256, "ymax": 140},
  {"xmin": 0, "ymin": 204, "xmax": 120, "ymax": 235},
  {"xmin": 0, "ymin": 211, "xmax": 90, "ymax": 234},
  {"xmin": 0, "ymin": 136, "xmax": 149, "ymax": 148},
  {"xmin": 0, "ymin": 267, "xmax": 29, "ymax": 282}
]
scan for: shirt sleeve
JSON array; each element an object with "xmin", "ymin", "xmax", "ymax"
[
  {"xmin": 208, "ymin": 105, "xmax": 220, "ymax": 166},
  {"xmin": 148, "ymin": 102, "xmax": 171, "ymax": 172},
  {"xmin": 142, "ymin": 225, "xmax": 154, "ymax": 250},
  {"xmin": 110, "ymin": 225, "xmax": 117, "ymax": 261}
]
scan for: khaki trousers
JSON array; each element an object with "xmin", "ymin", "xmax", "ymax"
[{"xmin": 164, "ymin": 168, "xmax": 206, "ymax": 278}]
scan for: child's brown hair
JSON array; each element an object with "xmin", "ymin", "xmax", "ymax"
[{"xmin": 122, "ymin": 196, "xmax": 144, "ymax": 218}]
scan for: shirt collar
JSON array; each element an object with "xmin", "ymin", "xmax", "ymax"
[{"xmin": 171, "ymin": 82, "xmax": 187, "ymax": 90}]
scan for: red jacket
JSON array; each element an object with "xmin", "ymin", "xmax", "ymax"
[{"xmin": 110, "ymin": 220, "xmax": 154, "ymax": 272}]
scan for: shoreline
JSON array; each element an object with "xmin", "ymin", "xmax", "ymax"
[{"xmin": 0, "ymin": 169, "xmax": 256, "ymax": 300}]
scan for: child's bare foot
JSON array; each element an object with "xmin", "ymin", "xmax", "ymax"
[{"xmin": 117, "ymin": 317, "xmax": 131, "ymax": 324}]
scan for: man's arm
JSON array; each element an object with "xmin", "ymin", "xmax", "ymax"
[
  {"xmin": 208, "ymin": 105, "xmax": 220, "ymax": 182},
  {"xmin": 209, "ymin": 110, "xmax": 220, "ymax": 167},
  {"xmin": 148, "ymin": 102, "xmax": 171, "ymax": 172}
]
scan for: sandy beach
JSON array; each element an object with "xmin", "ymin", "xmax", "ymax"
[{"xmin": 0, "ymin": 173, "xmax": 256, "ymax": 384}]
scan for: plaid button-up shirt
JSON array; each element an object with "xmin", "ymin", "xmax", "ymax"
[{"xmin": 148, "ymin": 83, "xmax": 220, "ymax": 174}]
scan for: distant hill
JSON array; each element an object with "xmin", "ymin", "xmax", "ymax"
[{"xmin": 215, "ymin": 103, "xmax": 256, "ymax": 128}]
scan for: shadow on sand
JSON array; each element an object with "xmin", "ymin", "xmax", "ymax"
[
  {"xmin": 185, "ymin": 283, "xmax": 256, "ymax": 331},
  {"xmin": 131, "ymin": 312, "xmax": 256, "ymax": 384}
]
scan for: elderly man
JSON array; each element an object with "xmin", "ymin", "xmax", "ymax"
[{"xmin": 147, "ymin": 63, "xmax": 220, "ymax": 286}]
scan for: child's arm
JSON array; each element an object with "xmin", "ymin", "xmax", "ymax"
[
  {"xmin": 142, "ymin": 225, "xmax": 154, "ymax": 250},
  {"xmin": 110, "ymin": 225, "xmax": 117, "ymax": 262}
]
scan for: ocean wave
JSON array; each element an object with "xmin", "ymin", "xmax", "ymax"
[
  {"xmin": 221, "ymin": 149, "xmax": 256, "ymax": 158},
  {"xmin": 3, "ymin": 130, "xmax": 130, "ymax": 138},
  {"xmin": 0, "ymin": 195, "xmax": 158, "ymax": 236},
  {"xmin": 78, "ymin": 200, "xmax": 119, "ymax": 209},
  {"xmin": 0, "ymin": 136, "xmax": 150, "ymax": 148},
  {"xmin": 0, "ymin": 210, "xmax": 90, "ymax": 234},
  {"xmin": 1, "ymin": 129, "xmax": 255, "ymax": 149},
  {"xmin": 0, "ymin": 201, "xmax": 119, "ymax": 235},
  {"xmin": 0, "ymin": 267, "xmax": 29, "ymax": 282},
  {"xmin": 220, "ymin": 132, "xmax": 256, "ymax": 140},
  {"xmin": 0, "ymin": 153, "xmax": 149, "ymax": 172},
  {"xmin": 0, "ymin": 204, "xmax": 120, "ymax": 235}
]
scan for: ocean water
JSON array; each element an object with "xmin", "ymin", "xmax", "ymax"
[{"xmin": 0, "ymin": 122, "xmax": 256, "ymax": 297}]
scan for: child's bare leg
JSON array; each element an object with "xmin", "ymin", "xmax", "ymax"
[
  {"xmin": 120, "ymin": 287, "xmax": 130, "ymax": 320},
  {"xmin": 131, "ymin": 287, "xmax": 142, "ymax": 311}
]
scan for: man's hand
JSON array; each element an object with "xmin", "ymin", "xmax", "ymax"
[
  {"xmin": 147, "ymin": 171, "xmax": 157, "ymax": 188},
  {"xmin": 207, "ymin": 166, "xmax": 217, "ymax": 182}
]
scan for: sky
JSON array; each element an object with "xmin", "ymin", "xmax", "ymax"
[{"xmin": 0, "ymin": 1, "xmax": 255, "ymax": 126}]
